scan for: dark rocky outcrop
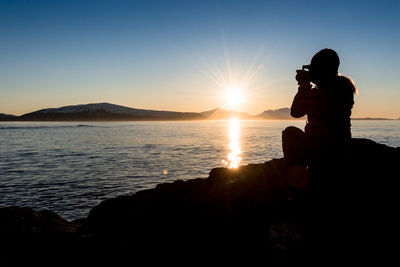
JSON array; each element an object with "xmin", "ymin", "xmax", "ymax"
[
  {"xmin": 1, "ymin": 138, "xmax": 399, "ymax": 265},
  {"xmin": 0, "ymin": 206, "xmax": 84, "ymax": 266},
  {"xmin": 0, "ymin": 206, "xmax": 80, "ymax": 235}
]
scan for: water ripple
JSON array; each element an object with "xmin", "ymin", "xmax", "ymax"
[{"xmin": 0, "ymin": 120, "xmax": 399, "ymax": 220}]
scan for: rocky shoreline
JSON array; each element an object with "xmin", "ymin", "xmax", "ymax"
[{"xmin": 1, "ymin": 138, "xmax": 399, "ymax": 265}]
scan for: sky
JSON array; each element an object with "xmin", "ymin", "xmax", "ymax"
[{"xmin": 1, "ymin": 0, "xmax": 400, "ymax": 118}]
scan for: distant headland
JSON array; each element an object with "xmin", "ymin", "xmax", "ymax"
[
  {"xmin": 0, "ymin": 103, "xmax": 299, "ymax": 121},
  {"xmin": 0, "ymin": 102, "xmax": 397, "ymax": 121}
]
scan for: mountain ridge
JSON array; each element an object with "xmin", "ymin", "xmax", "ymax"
[
  {"xmin": 0, "ymin": 102, "xmax": 395, "ymax": 121},
  {"xmin": 0, "ymin": 102, "xmax": 300, "ymax": 121},
  {"xmin": 200, "ymin": 108, "xmax": 253, "ymax": 120},
  {"xmin": 0, "ymin": 113, "xmax": 17, "ymax": 119},
  {"xmin": 16, "ymin": 102, "xmax": 205, "ymax": 121}
]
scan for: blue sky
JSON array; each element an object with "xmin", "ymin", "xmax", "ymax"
[{"xmin": 1, "ymin": 0, "xmax": 400, "ymax": 117}]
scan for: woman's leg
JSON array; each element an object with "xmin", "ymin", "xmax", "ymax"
[
  {"xmin": 281, "ymin": 126, "xmax": 312, "ymax": 193},
  {"xmin": 282, "ymin": 126, "xmax": 308, "ymax": 167}
]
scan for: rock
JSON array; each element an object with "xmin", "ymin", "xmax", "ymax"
[
  {"xmin": 1, "ymin": 138, "xmax": 399, "ymax": 265},
  {"xmin": 0, "ymin": 206, "xmax": 80, "ymax": 236},
  {"xmin": 84, "ymin": 159, "xmax": 285, "ymax": 238},
  {"xmin": 0, "ymin": 206, "xmax": 83, "ymax": 266},
  {"xmin": 286, "ymin": 165, "xmax": 311, "ymax": 189}
]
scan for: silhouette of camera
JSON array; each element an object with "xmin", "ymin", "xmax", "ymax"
[{"xmin": 295, "ymin": 66, "xmax": 311, "ymax": 85}]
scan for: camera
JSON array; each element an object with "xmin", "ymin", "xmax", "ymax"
[{"xmin": 296, "ymin": 65, "xmax": 311, "ymax": 86}]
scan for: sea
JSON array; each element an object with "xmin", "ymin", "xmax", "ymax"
[{"xmin": 1, "ymin": 119, "xmax": 399, "ymax": 220}]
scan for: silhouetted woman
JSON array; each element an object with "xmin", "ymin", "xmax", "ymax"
[{"xmin": 282, "ymin": 48, "xmax": 357, "ymax": 188}]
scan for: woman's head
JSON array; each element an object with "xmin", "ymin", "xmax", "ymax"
[{"xmin": 305, "ymin": 48, "xmax": 340, "ymax": 84}]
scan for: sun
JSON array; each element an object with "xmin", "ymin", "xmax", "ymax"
[{"xmin": 225, "ymin": 86, "xmax": 244, "ymax": 110}]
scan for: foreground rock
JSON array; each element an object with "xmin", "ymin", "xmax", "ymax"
[
  {"xmin": 0, "ymin": 206, "xmax": 80, "ymax": 236},
  {"xmin": 1, "ymin": 138, "xmax": 399, "ymax": 265}
]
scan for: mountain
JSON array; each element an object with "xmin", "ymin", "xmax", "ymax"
[
  {"xmin": 0, "ymin": 103, "xmax": 327, "ymax": 122},
  {"xmin": 200, "ymin": 108, "xmax": 252, "ymax": 120},
  {"xmin": 351, "ymin": 117, "xmax": 393, "ymax": 120},
  {"xmin": 256, "ymin": 108, "xmax": 301, "ymax": 120},
  {"xmin": 0, "ymin": 113, "xmax": 17, "ymax": 121},
  {"xmin": 201, "ymin": 107, "xmax": 306, "ymax": 120},
  {"xmin": 18, "ymin": 103, "xmax": 205, "ymax": 121}
]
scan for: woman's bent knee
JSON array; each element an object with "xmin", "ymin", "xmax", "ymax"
[{"xmin": 282, "ymin": 126, "xmax": 304, "ymax": 140}]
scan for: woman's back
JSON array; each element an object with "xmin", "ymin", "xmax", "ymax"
[{"xmin": 304, "ymin": 75, "xmax": 356, "ymax": 141}]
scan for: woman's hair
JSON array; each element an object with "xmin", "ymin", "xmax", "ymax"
[
  {"xmin": 338, "ymin": 74, "xmax": 358, "ymax": 94},
  {"xmin": 310, "ymin": 48, "xmax": 358, "ymax": 95}
]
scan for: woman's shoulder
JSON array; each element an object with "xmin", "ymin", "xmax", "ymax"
[{"xmin": 336, "ymin": 75, "xmax": 357, "ymax": 94}]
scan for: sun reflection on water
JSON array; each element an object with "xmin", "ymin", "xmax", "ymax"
[{"xmin": 222, "ymin": 118, "xmax": 242, "ymax": 168}]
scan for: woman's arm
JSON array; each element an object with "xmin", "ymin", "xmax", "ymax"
[{"xmin": 290, "ymin": 84, "xmax": 312, "ymax": 118}]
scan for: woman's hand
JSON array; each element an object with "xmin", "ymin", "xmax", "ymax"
[{"xmin": 296, "ymin": 69, "xmax": 311, "ymax": 86}]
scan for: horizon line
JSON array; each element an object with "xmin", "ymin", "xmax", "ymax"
[{"xmin": 0, "ymin": 102, "xmax": 399, "ymax": 120}]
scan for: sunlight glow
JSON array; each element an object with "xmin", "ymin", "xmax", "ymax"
[
  {"xmin": 196, "ymin": 44, "xmax": 270, "ymax": 114},
  {"xmin": 225, "ymin": 86, "xmax": 244, "ymax": 110},
  {"xmin": 221, "ymin": 117, "xmax": 242, "ymax": 168}
]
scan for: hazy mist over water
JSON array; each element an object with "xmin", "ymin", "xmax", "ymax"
[{"xmin": 1, "ymin": 120, "xmax": 399, "ymax": 220}]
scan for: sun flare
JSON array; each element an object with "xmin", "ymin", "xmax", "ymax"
[{"xmin": 225, "ymin": 86, "xmax": 244, "ymax": 110}]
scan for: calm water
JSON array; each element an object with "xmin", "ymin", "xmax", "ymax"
[{"xmin": 1, "ymin": 120, "xmax": 399, "ymax": 220}]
